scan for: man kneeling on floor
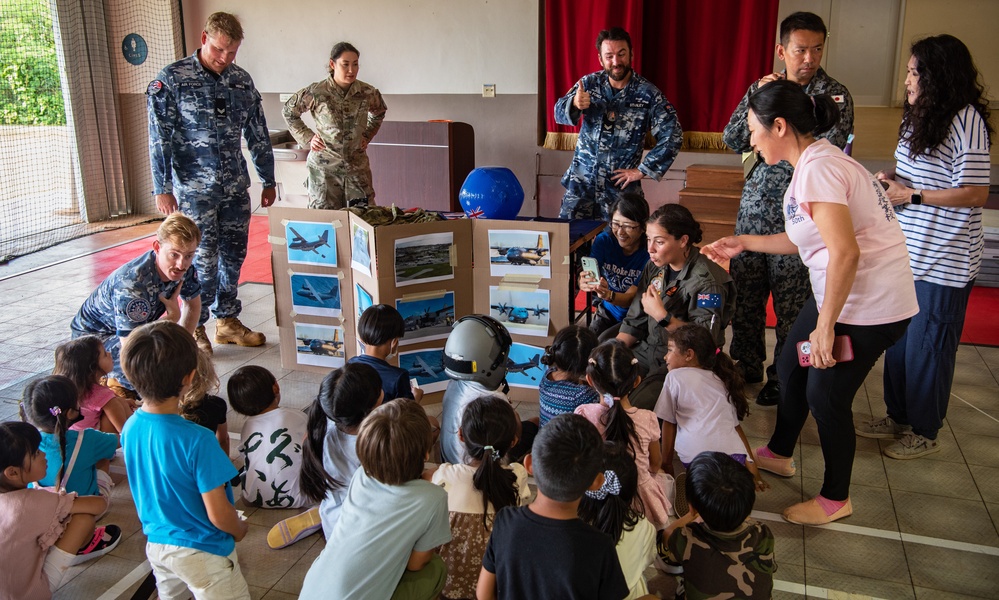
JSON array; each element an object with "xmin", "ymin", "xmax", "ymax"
[{"xmin": 70, "ymin": 213, "xmax": 202, "ymax": 399}]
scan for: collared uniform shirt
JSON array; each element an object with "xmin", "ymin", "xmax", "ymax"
[
  {"xmin": 555, "ymin": 71, "xmax": 682, "ymax": 211},
  {"xmin": 147, "ymin": 53, "xmax": 275, "ymax": 198}
]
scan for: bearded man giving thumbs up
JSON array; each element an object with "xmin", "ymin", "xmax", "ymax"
[{"xmin": 554, "ymin": 27, "xmax": 682, "ymax": 220}]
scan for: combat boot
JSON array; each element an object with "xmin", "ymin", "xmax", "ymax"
[
  {"xmin": 214, "ymin": 317, "xmax": 266, "ymax": 347},
  {"xmin": 194, "ymin": 325, "xmax": 214, "ymax": 355}
]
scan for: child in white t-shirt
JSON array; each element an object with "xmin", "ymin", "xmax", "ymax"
[{"xmin": 227, "ymin": 365, "xmax": 309, "ymax": 509}]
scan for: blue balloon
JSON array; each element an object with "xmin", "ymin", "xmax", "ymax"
[{"xmin": 458, "ymin": 167, "xmax": 524, "ymax": 219}]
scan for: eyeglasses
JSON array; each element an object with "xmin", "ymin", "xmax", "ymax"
[{"xmin": 610, "ymin": 221, "xmax": 640, "ymax": 233}]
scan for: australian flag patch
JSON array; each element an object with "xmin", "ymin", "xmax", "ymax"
[{"xmin": 697, "ymin": 293, "xmax": 721, "ymax": 308}]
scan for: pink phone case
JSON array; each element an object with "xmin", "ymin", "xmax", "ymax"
[{"xmin": 796, "ymin": 335, "xmax": 854, "ymax": 367}]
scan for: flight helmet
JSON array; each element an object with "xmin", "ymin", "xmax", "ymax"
[{"xmin": 443, "ymin": 315, "xmax": 512, "ymax": 389}]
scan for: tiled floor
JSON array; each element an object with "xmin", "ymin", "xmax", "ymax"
[{"xmin": 1, "ymin": 224, "xmax": 998, "ymax": 600}]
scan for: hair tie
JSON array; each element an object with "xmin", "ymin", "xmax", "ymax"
[
  {"xmin": 588, "ymin": 358, "xmax": 597, "ymax": 365},
  {"xmin": 601, "ymin": 393, "xmax": 616, "ymax": 408},
  {"xmin": 630, "ymin": 358, "xmax": 638, "ymax": 365},
  {"xmin": 715, "ymin": 347, "xmax": 722, "ymax": 355},
  {"xmin": 49, "ymin": 406, "xmax": 62, "ymax": 417},
  {"xmin": 482, "ymin": 445, "xmax": 499, "ymax": 460},
  {"xmin": 585, "ymin": 470, "xmax": 622, "ymax": 500}
]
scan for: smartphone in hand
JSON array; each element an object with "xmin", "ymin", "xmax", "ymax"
[
  {"xmin": 796, "ymin": 335, "xmax": 854, "ymax": 367},
  {"xmin": 580, "ymin": 256, "xmax": 600, "ymax": 282}
]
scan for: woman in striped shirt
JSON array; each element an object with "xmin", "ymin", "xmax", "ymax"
[{"xmin": 858, "ymin": 35, "xmax": 993, "ymax": 460}]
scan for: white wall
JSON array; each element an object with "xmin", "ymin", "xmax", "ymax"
[{"xmin": 181, "ymin": 0, "xmax": 538, "ymax": 95}]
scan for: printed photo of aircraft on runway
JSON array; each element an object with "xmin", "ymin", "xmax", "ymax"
[
  {"xmin": 291, "ymin": 274, "xmax": 342, "ymax": 318},
  {"xmin": 396, "ymin": 292, "xmax": 455, "ymax": 346},
  {"xmin": 489, "ymin": 287, "xmax": 551, "ymax": 337},
  {"xmin": 488, "ymin": 230, "xmax": 551, "ymax": 278},
  {"xmin": 286, "ymin": 221, "xmax": 337, "ymax": 267},
  {"xmin": 294, "ymin": 323, "xmax": 345, "ymax": 368},
  {"xmin": 394, "ymin": 232, "xmax": 454, "ymax": 287}
]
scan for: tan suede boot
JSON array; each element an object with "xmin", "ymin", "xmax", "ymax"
[
  {"xmin": 214, "ymin": 317, "xmax": 265, "ymax": 347},
  {"xmin": 194, "ymin": 325, "xmax": 214, "ymax": 355}
]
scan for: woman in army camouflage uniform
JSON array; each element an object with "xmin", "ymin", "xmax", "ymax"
[{"xmin": 283, "ymin": 42, "xmax": 387, "ymax": 209}]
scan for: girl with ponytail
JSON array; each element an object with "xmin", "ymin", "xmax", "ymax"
[
  {"xmin": 577, "ymin": 342, "xmax": 672, "ymax": 530},
  {"xmin": 431, "ymin": 395, "xmax": 531, "ymax": 600},
  {"xmin": 654, "ymin": 324, "xmax": 765, "ymax": 491}
]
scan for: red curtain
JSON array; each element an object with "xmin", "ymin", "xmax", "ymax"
[{"xmin": 543, "ymin": 0, "xmax": 779, "ymax": 150}]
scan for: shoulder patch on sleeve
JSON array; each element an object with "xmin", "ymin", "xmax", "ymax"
[
  {"xmin": 125, "ymin": 298, "xmax": 151, "ymax": 323},
  {"xmin": 696, "ymin": 293, "xmax": 722, "ymax": 308},
  {"xmin": 147, "ymin": 80, "xmax": 163, "ymax": 95},
  {"xmin": 831, "ymin": 94, "xmax": 845, "ymax": 104}
]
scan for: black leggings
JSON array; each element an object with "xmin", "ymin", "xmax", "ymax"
[{"xmin": 768, "ymin": 296, "xmax": 910, "ymax": 501}]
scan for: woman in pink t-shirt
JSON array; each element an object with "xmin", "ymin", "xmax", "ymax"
[{"xmin": 702, "ymin": 80, "xmax": 918, "ymax": 526}]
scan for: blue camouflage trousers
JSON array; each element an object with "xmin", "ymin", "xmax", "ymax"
[
  {"xmin": 179, "ymin": 189, "xmax": 251, "ymax": 325},
  {"xmin": 728, "ymin": 250, "xmax": 810, "ymax": 382}
]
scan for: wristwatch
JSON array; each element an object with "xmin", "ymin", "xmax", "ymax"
[
  {"xmin": 657, "ymin": 315, "xmax": 671, "ymax": 328},
  {"xmin": 911, "ymin": 190, "xmax": 922, "ymax": 205}
]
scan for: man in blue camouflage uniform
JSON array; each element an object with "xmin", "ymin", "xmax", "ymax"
[
  {"xmin": 147, "ymin": 11, "xmax": 275, "ymax": 354},
  {"xmin": 722, "ymin": 12, "xmax": 854, "ymax": 406},
  {"xmin": 555, "ymin": 27, "xmax": 682, "ymax": 220},
  {"xmin": 70, "ymin": 213, "xmax": 202, "ymax": 398}
]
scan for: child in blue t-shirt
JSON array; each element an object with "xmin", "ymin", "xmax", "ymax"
[
  {"xmin": 120, "ymin": 322, "xmax": 250, "ymax": 599},
  {"xmin": 348, "ymin": 304, "xmax": 422, "ymax": 402},
  {"xmin": 21, "ymin": 376, "xmax": 117, "ymax": 506},
  {"xmin": 299, "ymin": 400, "xmax": 451, "ymax": 600}
]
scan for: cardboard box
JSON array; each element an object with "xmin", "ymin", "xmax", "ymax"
[
  {"xmin": 471, "ymin": 219, "xmax": 576, "ymax": 402},
  {"xmin": 269, "ymin": 207, "xmax": 354, "ymax": 374}
]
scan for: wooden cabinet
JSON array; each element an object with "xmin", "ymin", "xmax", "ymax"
[{"xmin": 367, "ymin": 121, "xmax": 475, "ymax": 212}]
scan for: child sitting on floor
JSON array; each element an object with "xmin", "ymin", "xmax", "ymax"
[
  {"xmin": 179, "ymin": 348, "xmax": 231, "ymax": 456},
  {"xmin": 662, "ymin": 451, "xmax": 776, "ymax": 600},
  {"xmin": 0, "ymin": 421, "xmax": 121, "ymax": 599},
  {"xmin": 299, "ymin": 400, "xmax": 451, "ymax": 600},
  {"xmin": 477, "ymin": 413, "xmax": 633, "ymax": 600},
  {"xmin": 54, "ymin": 336, "xmax": 134, "ymax": 435},
  {"xmin": 538, "ymin": 325, "xmax": 600, "ymax": 426},
  {"xmin": 228, "ymin": 365, "xmax": 309, "ymax": 510},
  {"xmin": 577, "ymin": 342, "xmax": 672, "ymax": 530},
  {"xmin": 266, "ymin": 362, "xmax": 383, "ymax": 549},
  {"xmin": 653, "ymin": 324, "xmax": 766, "ymax": 508},
  {"xmin": 578, "ymin": 441, "xmax": 656, "ymax": 600},
  {"xmin": 21, "ymin": 376, "xmax": 117, "ymax": 510},
  {"xmin": 120, "ymin": 322, "xmax": 250, "ymax": 599},
  {"xmin": 348, "ymin": 304, "xmax": 423, "ymax": 402},
  {"xmin": 431, "ymin": 396, "xmax": 532, "ymax": 599}
]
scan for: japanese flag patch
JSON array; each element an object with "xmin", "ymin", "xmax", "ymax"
[
  {"xmin": 147, "ymin": 80, "xmax": 163, "ymax": 95},
  {"xmin": 697, "ymin": 293, "xmax": 722, "ymax": 308},
  {"xmin": 831, "ymin": 94, "xmax": 845, "ymax": 104},
  {"xmin": 125, "ymin": 298, "xmax": 151, "ymax": 323}
]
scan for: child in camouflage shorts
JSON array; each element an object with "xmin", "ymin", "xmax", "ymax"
[{"xmin": 663, "ymin": 451, "xmax": 775, "ymax": 599}]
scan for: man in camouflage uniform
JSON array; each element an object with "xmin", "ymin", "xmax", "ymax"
[
  {"xmin": 555, "ymin": 27, "xmax": 682, "ymax": 220},
  {"xmin": 147, "ymin": 11, "xmax": 275, "ymax": 354},
  {"xmin": 70, "ymin": 214, "xmax": 202, "ymax": 398},
  {"xmin": 722, "ymin": 12, "xmax": 854, "ymax": 405},
  {"xmin": 283, "ymin": 42, "xmax": 387, "ymax": 209}
]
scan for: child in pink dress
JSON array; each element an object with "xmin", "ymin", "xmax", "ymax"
[
  {"xmin": 576, "ymin": 342, "xmax": 672, "ymax": 530},
  {"xmin": 54, "ymin": 336, "xmax": 133, "ymax": 435}
]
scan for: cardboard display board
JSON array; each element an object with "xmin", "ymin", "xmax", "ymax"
[
  {"xmin": 472, "ymin": 219, "xmax": 575, "ymax": 402},
  {"xmin": 269, "ymin": 207, "xmax": 354, "ymax": 374},
  {"xmin": 268, "ymin": 210, "xmax": 583, "ymax": 404}
]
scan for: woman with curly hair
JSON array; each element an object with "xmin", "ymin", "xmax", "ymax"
[{"xmin": 857, "ymin": 35, "xmax": 993, "ymax": 460}]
